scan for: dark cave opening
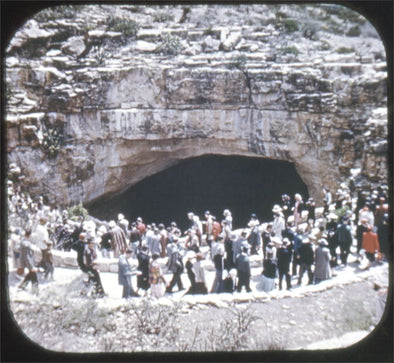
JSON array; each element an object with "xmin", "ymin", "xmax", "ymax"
[{"xmin": 87, "ymin": 154, "xmax": 309, "ymax": 231}]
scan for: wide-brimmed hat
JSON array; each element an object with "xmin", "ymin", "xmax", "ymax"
[
  {"xmin": 108, "ymin": 220, "xmax": 116, "ymax": 228},
  {"xmin": 272, "ymin": 205, "xmax": 282, "ymax": 214}
]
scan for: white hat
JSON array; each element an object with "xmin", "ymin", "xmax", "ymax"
[
  {"xmin": 272, "ymin": 205, "xmax": 282, "ymax": 213},
  {"xmin": 229, "ymin": 269, "xmax": 237, "ymax": 278},
  {"xmin": 118, "ymin": 213, "xmax": 124, "ymax": 221},
  {"xmin": 109, "ymin": 220, "xmax": 116, "ymax": 228}
]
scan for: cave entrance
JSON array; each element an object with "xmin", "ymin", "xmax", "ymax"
[{"xmin": 88, "ymin": 155, "xmax": 309, "ymax": 231}]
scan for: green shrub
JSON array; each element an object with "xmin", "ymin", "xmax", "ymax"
[
  {"xmin": 334, "ymin": 205, "xmax": 350, "ymax": 220},
  {"xmin": 281, "ymin": 45, "xmax": 299, "ymax": 56},
  {"xmin": 42, "ymin": 126, "xmax": 63, "ymax": 158},
  {"xmin": 107, "ymin": 17, "xmax": 139, "ymax": 38},
  {"xmin": 303, "ymin": 24, "xmax": 318, "ymax": 40},
  {"xmin": 67, "ymin": 204, "xmax": 89, "ymax": 221},
  {"xmin": 155, "ymin": 34, "xmax": 182, "ymax": 55},
  {"xmin": 283, "ymin": 19, "xmax": 300, "ymax": 33},
  {"xmin": 346, "ymin": 25, "xmax": 361, "ymax": 37},
  {"xmin": 337, "ymin": 46, "xmax": 355, "ymax": 54},
  {"xmin": 318, "ymin": 40, "xmax": 331, "ymax": 51},
  {"xmin": 227, "ymin": 54, "xmax": 248, "ymax": 70},
  {"xmin": 34, "ymin": 5, "xmax": 80, "ymax": 21}
]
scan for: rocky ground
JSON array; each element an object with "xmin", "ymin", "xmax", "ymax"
[{"xmin": 7, "ymin": 250, "xmax": 389, "ymax": 353}]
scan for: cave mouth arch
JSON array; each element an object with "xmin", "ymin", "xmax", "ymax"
[{"xmin": 88, "ymin": 154, "xmax": 309, "ymax": 231}]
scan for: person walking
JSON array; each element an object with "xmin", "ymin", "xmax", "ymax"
[
  {"xmin": 34, "ymin": 217, "xmax": 49, "ymax": 270},
  {"xmin": 272, "ymin": 205, "xmax": 285, "ymax": 240},
  {"xmin": 18, "ymin": 229, "xmax": 39, "ymax": 294},
  {"xmin": 260, "ymin": 247, "xmax": 277, "ymax": 292},
  {"xmin": 43, "ymin": 241, "xmax": 54, "ymax": 280},
  {"xmin": 192, "ymin": 253, "xmax": 208, "ymax": 294},
  {"xmin": 118, "ymin": 248, "xmax": 139, "ymax": 298},
  {"xmin": 292, "ymin": 193, "xmax": 304, "ymax": 227},
  {"xmin": 362, "ymin": 225, "xmax": 380, "ymax": 262},
  {"xmin": 149, "ymin": 253, "xmax": 167, "ymax": 298},
  {"xmin": 166, "ymin": 238, "xmax": 184, "ymax": 293},
  {"xmin": 233, "ymin": 230, "xmax": 247, "ymax": 265},
  {"xmin": 108, "ymin": 220, "xmax": 128, "ymax": 258},
  {"xmin": 72, "ymin": 232, "xmax": 88, "ymax": 273},
  {"xmin": 236, "ymin": 243, "xmax": 252, "ymax": 292},
  {"xmin": 297, "ymin": 238, "xmax": 314, "ymax": 286},
  {"xmin": 277, "ymin": 238, "xmax": 292, "ymax": 290},
  {"xmin": 136, "ymin": 245, "xmax": 150, "ymax": 295},
  {"xmin": 314, "ymin": 239, "xmax": 331, "ymax": 284},
  {"xmin": 336, "ymin": 218, "xmax": 353, "ymax": 266},
  {"xmin": 84, "ymin": 237, "xmax": 105, "ymax": 297},
  {"xmin": 247, "ymin": 213, "xmax": 261, "ymax": 255},
  {"xmin": 210, "ymin": 236, "xmax": 225, "ymax": 294},
  {"xmin": 185, "ymin": 251, "xmax": 197, "ymax": 295}
]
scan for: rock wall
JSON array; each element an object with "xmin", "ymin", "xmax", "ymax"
[{"xmin": 5, "ymin": 4, "xmax": 388, "ymax": 206}]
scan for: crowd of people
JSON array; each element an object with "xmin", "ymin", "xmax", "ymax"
[{"xmin": 7, "ymin": 178, "xmax": 389, "ymax": 300}]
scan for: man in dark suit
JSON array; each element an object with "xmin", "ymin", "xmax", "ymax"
[{"xmin": 236, "ymin": 244, "xmax": 252, "ymax": 292}]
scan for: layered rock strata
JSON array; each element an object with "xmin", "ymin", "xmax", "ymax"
[{"xmin": 5, "ymin": 4, "xmax": 388, "ymax": 206}]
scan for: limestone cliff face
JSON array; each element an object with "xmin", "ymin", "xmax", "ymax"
[{"xmin": 5, "ymin": 4, "xmax": 387, "ymax": 206}]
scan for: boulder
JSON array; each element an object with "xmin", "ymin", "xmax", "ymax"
[{"xmin": 61, "ymin": 36, "xmax": 86, "ymax": 57}]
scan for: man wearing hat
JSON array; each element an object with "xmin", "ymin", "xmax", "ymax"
[
  {"xmin": 233, "ymin": 230, "xmax": 248, "ymax": 265},
  {"xmin": 109, "ymin": 220, "xmax": 128, "ymax": 258},
  {"xmin": 18, "ymin": 229, "xmax": 39, "ymax": 294},
  {"xmin": 272, "ymin": 207, "xmax": 285, "ymax": 242},
  {"xmin": 297, "ymin": 237, "xmax": 314, "ymax": 286},
  {"xmin": 117, "ymin": 213, "xmax": 129, "ymax": 236},
  {"xmin": 72, "ymin": 232, "xmax": 88, "ymax": 273},
  {"xmin": 336, "ymin": 218, "xmax": 352, "ymax": 266},
  {"xmin": 314, "ymin": 239, "xmax": 331, "ymax": 284},
  {"xmin": 150, "ymin": 227, "xmax": 162, "ymax": 256},
  {"xmin": 118, "ymin": 247, "xmax": 139, "ymax": 298},
  {"xmin": 84, "ymin": 237, "xmax": 105, "ymax": 297},
  {"xmin": 166, "ymin": 237, "xmax": 184, "ymax": 293},
  {"xmin": 247, "ymin": 213, "xmax": 261, "ymax": 255},
  {"xmin": 236, "ymin": 244, "xmax": 252, "ymax": 292},
  {"xmin": 34, "ymin": 217, "xmax": 49, "ymax": 270},
  {"xmin": 277, "ymin": 238, "xmax": 292, "ymax": 290},
  {"xmin": 43, "ymin": 240, "xmax": 54, "ymax": 280},
  {"xmin": 136, "ymin": 245, "xmax": 150, "ymax": 295}
]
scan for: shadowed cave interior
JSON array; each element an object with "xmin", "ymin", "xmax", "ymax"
[{"xmin": 88, "ymin": 155, "xmax": 309, "ymax": 231}]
